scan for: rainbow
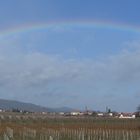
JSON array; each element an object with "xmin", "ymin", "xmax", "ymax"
[{"xmin": 0, "ymin": 20, "xmax": 140, "ymax": 38}]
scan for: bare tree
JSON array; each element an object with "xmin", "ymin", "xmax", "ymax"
[
  {"xmin": 136, "ymin": 105, "xmax": 140, "ymax": 117},
  {"xmin": 137, "ymin": 105, "xmax": 140, "ymax": 112}
]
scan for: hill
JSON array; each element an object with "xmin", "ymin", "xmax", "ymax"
[{"xmin": 0, "ymin": 99, "xmax": 74, "ymax": 112}]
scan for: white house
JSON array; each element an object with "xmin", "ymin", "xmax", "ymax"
[{"xmin": 119, "ymin": 113, "xmax": 135, "ymax": 119}]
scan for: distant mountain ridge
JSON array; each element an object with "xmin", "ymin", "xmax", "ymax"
[{"xmin": 0, "ymin": 99, "xmax": 74, "ymax": 112}]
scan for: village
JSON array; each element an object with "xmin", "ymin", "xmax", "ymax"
[{"xmin": 0, "ymin": 107, "xmax": 139, "ymax": 120}]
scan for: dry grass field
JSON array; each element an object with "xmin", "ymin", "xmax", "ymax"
[{"xmin": 0, "ymin": 113, "xmax": 140, "ymax": 140}]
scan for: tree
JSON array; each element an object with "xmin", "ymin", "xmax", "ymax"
[
  {"xmin": 136, "ymin": 105, "xmax": 140, "ymax": 118},
  {"xmin": 137, "ymin": 105, "xmax": 140, "ymax": 112}
]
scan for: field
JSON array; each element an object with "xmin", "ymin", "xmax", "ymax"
[{"xmin": 0, "ymin": 113, "xmax": 140, "ymax": 140}]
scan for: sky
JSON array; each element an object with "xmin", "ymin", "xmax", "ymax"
[{"xmin": 0, "ymin": 0, "xmax": 140, "ymax": 112}]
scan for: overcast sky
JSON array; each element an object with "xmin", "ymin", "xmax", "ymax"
[{"xmin": 0, "ymin": 0, "xmax": 140, "ymax": 112}]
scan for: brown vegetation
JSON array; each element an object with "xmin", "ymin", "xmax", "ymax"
[{"xmin": 0, "ymin": 115, "xmax": 140, "ymax": 140}]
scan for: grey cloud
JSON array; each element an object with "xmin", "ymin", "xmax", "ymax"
[{"xmin": 0, "ymin": 39, "xmax": 140, "ymax": 111}]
